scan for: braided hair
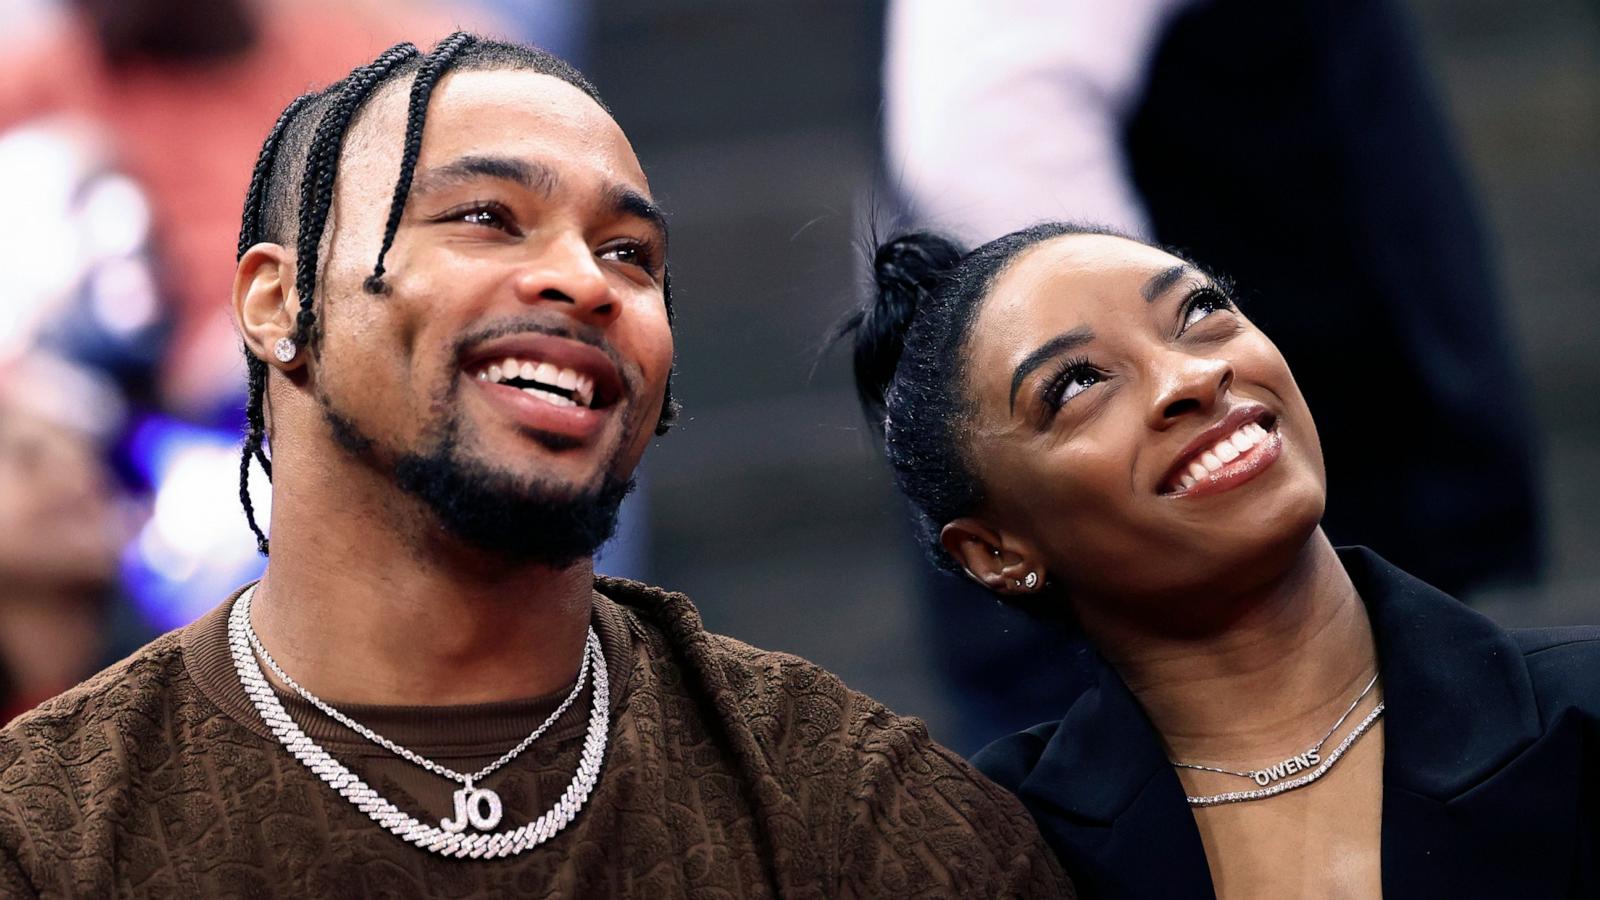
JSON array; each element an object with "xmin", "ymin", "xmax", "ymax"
[{"xmin": 235, "ymin": 33, "xmax": 679, "ymax": 554}]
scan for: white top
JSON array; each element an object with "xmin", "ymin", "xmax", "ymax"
[{"xmin": 884, "ymin": 0, "xmax": 1194, "ymax": 244}]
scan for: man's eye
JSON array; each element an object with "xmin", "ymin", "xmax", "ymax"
[
  {"xmin": 601, "ymin": 244, "xmax": 642, "ymax": 264},
  {"xmin": 435, "ymin": 201, "xmax": 518, "ymax": 234},
  {"xmin": 599, "ymin": 240, "xmax": 661, "ymax": 275},
  {"xmin": 459, "ymin": 207, "xmax": 513, "ymax": 231}
]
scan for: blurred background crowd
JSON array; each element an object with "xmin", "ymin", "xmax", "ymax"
[{"xmin": 0, "ymin": 0, "xmax": 1594, "ymax": 753}]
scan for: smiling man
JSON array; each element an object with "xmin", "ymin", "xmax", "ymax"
[{"xmin": 0, "ymin": 35, "xmax": 1069, "ymax": 898}]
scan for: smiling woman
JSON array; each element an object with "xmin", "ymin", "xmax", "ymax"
[{"xmin": 838, "ymin": 224, "xmax": 1600, "ymax": 897}]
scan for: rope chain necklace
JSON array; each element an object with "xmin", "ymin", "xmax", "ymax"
[
  {"xmin": 229, "ymin": 585, "xmax": 609, "ymax": 858},
  {"xmin": 1172, "ymin": 672, "xmax": 1383, "ymax": 807}
]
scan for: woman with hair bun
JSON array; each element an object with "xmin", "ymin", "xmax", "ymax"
[{"xmin": 838, "ymin": 224, "xmax": 1600, "ymax": 897}]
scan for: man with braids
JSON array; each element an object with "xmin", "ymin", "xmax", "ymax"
[{"xmin": 0, "ymin": 34, "xmax": 1069, "ymax": 899}]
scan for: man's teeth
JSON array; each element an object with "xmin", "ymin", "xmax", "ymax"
[
  {"xmin": 1174, "ymin": 421, "xmax": 1271, "ymax": 490},
  {"xmin": 473, "ymin": 357, "xmax": 596, "ymax": 407}
]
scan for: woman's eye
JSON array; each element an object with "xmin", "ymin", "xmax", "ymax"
[
  {"xmin": 1180, "ymin": 287, "xmax": 1235, "ymax": 332},
  {"xmin": 1061, "ymin": 371, "xmax": 1100, "ymax": 403},
  {"xmin": 1044, "ymin": 358, "xmax": 1104, "ymax": 411}
]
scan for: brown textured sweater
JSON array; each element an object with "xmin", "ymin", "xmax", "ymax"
[{"xmin": 0, "ymin": 578, "xmax": 1072, "ymax": 898}]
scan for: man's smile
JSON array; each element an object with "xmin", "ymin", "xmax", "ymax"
[
  {"xmin": 460, "ymin": 331, "xmax": 627, "ymax": 443},
  {"xmin": 476, "ymin": 358, "xmax": 597, "ymax": 408}
]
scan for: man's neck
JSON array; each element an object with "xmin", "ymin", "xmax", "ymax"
[
  {"xmin": 248, "ymin": 466, "xmax": 595, "ymax": 707},
  {"xmin": 1077, "ymin": 532, "xmax": 1376, "ymax": 765}
]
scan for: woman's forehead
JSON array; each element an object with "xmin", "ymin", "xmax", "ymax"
[{"xmin": 984, "ymin": 233, "xmax": 1189, "ymax": 321}]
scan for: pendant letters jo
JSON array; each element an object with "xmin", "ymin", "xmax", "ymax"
[{"xmin": 441, "ymin": 781, "xmax": 504, "ymax": 833}]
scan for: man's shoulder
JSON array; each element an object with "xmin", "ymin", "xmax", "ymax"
[
  {"xmin": 597, "ymin": 575, "xmax": 926, "ymax": 756},
  {"xmin": 598, "ymin": 576, "xmax": 1070, "ymax": 894},
  {"xmin": 0, "ymin": 627, "xmax": 191, "ymax": 777}
]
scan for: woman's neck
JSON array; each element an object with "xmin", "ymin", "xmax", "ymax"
[{"xmin": 1079, "ymin": 532, "xmax": 1377, "ymax": 766}]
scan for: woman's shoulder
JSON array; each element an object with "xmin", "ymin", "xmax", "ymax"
[
  {"xmin": 1511, "ymin": 625, "xmax": 1600, "ymax": 718},
  {"xmin": 1512, "ymin": 624, "xmax": 1600, "ymax": 655},
  {"xmin": 970, "ymin": 720, "xmax": 1064, "ymax": 792}
]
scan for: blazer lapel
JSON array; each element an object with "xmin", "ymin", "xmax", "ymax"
[
  {"xmin": 1347, "ymin": 548, "xmax": 1585, "ymax": 895},
  {"xmin": 1011, "ymin": 644, "xmax": 1216, "ymax": 899}
]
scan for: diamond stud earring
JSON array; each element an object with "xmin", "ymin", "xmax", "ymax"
[
  {"xmin": 273, "ymin": 337, "xmax": 297, "ymax": 363},
  {"xmin": 1023, "ymin": 572, "xmax": 1039, "ymax": 589}
]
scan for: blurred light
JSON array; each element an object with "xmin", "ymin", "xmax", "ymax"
[
  {"xmin": 79, "ymin": 174, "xmax": 151, "ymax": 259},
  {"xmin": 121, "ymin": 416, "xmax": 267, "ymax": 630},
  {"xmin": 0, "ymin": 122, "xmax": 158, "ymax": 362},
  {"xmin": 89, "ymin": 256, "xmax": 160, "ymax": 338},
  {"xmin": 0, "ymin": 351, "xmax": 126, "ymax": 441}
]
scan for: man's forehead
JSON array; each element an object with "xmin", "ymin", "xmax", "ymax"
[{"xmin": 348, "ymin": 68, "xmax": 643, "ymax": 187}]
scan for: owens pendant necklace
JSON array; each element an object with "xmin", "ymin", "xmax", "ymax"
[
  {"xmin": 1173, "ymin": 672, "xmax": 1383, "ymax": 807},
  {"xmin": 230, "ymin": 585, "xmax": 610, "ymax": 858}
]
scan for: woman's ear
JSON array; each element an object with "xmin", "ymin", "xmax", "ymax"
[
  {"xmin": 233, "ymin": 242, "xmax": 303, "ymax": 370},
  {"xmin": 941, "ymin": 518, "xmax": 1046, "ymax": 596}
]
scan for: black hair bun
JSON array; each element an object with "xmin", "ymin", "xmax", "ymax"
[{"xmin": 838, "ymin": 231, "xmax": 964, "ymax": 422}]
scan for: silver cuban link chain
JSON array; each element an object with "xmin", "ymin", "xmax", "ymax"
[{"xmin": 229, "ymin": 585, "xmax": 609, "ymax": 858}]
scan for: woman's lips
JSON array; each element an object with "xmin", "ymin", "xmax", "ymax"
[{"xmin": 1161, "ymin": 419, "xmax": 1283, "ymax": 498}]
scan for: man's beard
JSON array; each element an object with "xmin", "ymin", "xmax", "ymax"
[{"xmin": 323, "ymin": 404, "xmax": 635, "ymax": 569}]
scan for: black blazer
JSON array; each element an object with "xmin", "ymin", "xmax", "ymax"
[{"xmin": 973, "ymin": 548, "xmax": 1600, "ymax": 898}]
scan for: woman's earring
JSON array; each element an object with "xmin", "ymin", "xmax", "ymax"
[
  {"xmin": 1023, "ymin": 571, "xmax": 1039, "ymax": 590},
  {"xmin": 273, "ymin": 337, "xmax": 298, "ymax": 363}
]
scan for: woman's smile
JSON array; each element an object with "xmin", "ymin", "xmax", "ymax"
[{"xmin": 1158, "ymin": 404, "xmax": 1283, "ymax": 498}]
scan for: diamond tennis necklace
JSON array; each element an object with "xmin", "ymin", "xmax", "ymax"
[
  {"xmin": 1173, "ymin": 672, "xmax": 1383, "ymax": 807},
  {"xmin": 1183, "ymin": 704, "xmax": 1384, "ymax": 806},
  {"xmin": 229, "ymin": 585, "xmax": 609, "ymax": 858}
]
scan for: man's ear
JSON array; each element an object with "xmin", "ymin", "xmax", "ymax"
[
  {"xmin": 940, "ymin": 518, "xmax": 1046, "ymax": 596},
  {"xmin": 233, "ymin": 242, "xmax": 303, "ymax": 369}
]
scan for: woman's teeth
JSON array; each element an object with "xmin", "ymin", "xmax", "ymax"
[
  {"xmin": 1174, "ymin": 421, "xmax": 1271, "ymax": 491},
  {"xmin": 475, "ymin": 357, "xmax": 596, "ymax": 408}
]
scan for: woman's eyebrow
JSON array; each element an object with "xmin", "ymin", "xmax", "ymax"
[
  {"xmin": 1009, "ymin": 326, "xmax": 1094, "ymax": 414},
  {"xmin": 1142, "ymin": 264, "xmax": 1191, "ymax": 302}
]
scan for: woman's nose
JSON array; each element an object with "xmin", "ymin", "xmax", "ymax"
[{"xmin": 1149, "ymin": 352, "xmax": 1233, "ymax": 428}]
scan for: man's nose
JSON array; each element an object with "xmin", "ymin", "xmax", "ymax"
[{"xmin": 510, "ymin": 236, "xmax": 619, "ymax": 327}]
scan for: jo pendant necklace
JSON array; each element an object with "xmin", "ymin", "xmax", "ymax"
[
  {"xmin": 229, "ymin": 585, "xmax": 609, "ymax": 858},
  {"xmin": 1173, "ymin": 672, "xmax": 1383, "ymax": 807}
]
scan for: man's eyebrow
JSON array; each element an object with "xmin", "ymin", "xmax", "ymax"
[
  {"xmin": 1009, "ymin": 326, "xmax": 1095, "ymax": 414},
  {"xmin": 1142, "ymin": 264, "xmax": 1190, "ymax": 302},
  {"xmin": 411, "ymin": 154, "xmax": 560, "ymax": 197},
  {"xmin": 602, "ymin": 183, "xmax": 669, "ymax": 248}
]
